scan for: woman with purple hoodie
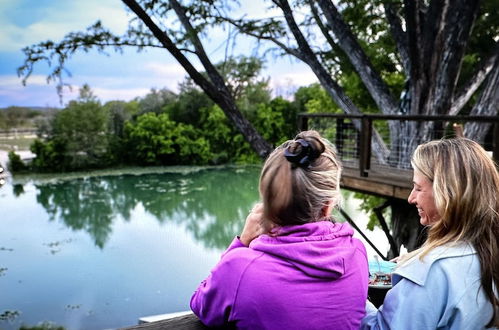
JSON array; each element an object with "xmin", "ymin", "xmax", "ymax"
[{"xmin": 190, "ymin": 130, "xmax": 369, "ymax": 329}]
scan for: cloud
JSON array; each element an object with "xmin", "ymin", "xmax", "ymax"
[
  {"xmin": 144, "ymin": 63, "xmax": 187, "ymax": 79},
  {"xmin": 92, "ymin": 87, "xmax": 151, "ymax": 102},
  {"xmin": 0, "ymin": 74, "xmax": 50, "ymax": 87},
  {"xmin": 271, "ymin": 71, "xmax": 318, "ymax": 87},
  {"xmin": 0, "ymin": 0, "xmax": 130, "ymax": 52},
  {"xmin": 268, "ymin": 66, "xmax": 318, "ymax": 99},
  {"xmin": 0, "ymin": 73, "xmax": 174, "ymax": 107}
]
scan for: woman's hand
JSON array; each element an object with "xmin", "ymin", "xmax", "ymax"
[{"xmin": 240, "ymin": 203, "xmax": 273, "ymax": 246}]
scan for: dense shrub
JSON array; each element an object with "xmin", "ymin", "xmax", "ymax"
[{"xmin": 7, "ymin": 151, "xmax": 27, "ymax": 172}]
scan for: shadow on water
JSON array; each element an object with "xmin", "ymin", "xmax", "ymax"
[{"xmin": 17, "ymin": 166, "xmax": 261, "ymax": 250}]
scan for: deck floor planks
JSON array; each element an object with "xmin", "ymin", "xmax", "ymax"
[{"xmin": 341, "ymin": 163, "xmax": 413, "ymax": 199}]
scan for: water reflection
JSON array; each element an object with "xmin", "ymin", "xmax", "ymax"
[{"xmin": 28, "ymin": 166, "xmax": 260, "ymax": 250}]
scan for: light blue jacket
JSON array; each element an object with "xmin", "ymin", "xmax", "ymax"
[{"xmin": 361, "ymin": 243, "xmax": 497, "ymax": 329}]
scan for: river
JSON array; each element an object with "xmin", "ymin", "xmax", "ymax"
[{"xmin": 0, "ymin": 166, "xmax": 388, "ymax": 329}]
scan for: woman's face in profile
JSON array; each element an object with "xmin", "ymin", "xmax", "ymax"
[{"xmin": 408, "ymin": 171, "xmax": 440, "ymax": 226}]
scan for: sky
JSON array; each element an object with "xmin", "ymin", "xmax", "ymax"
[{"xmin": 0, "ymin": 0, "xmax": 318, "ymax": 108}]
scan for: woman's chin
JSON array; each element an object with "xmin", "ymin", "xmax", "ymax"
[{"xmin": 419, "ymin": 217, "xmax": 430, "ymax": 226}]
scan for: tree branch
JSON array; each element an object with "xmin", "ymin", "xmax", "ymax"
[
  {"xmin": 383, "ymin": 1, "xmax": 410, "ymax": 76},
  {"xmin": 272, "ymin": 0, "xmax": 363, "ymax": 116},
  {"xmin": 424, "ymin": 0, "xmax": 481, "ymax": 115},
  {"xmin": 16, "ymin": 21, "xmax": 165, "ymax": 88},
  {"xmin": 121, "ymin": 0, "xmax": 216, "ymax": 97},
  {"xmin": 403, "ymin": 0, "xmax": 426, "ymax": 114},
  {"xmin": 170, "ymin": 0, "xmax": 229, "ymax": 93},
  {"xmin": 216, "ymin": 16, "xmax": 305, "ymax": 61},
  {"xmin": 464, "ymin": 55, "xmax": 499, "ymax": 143},
  {"xmin": 122, "ymin": 0, "xmax": 272, "ymax": 157},
  {"xmin": 449, "ymin": 47, "xmax": 499, "ymax": 115},
  {"xmin": 307, "ymin": 0, "xmax": 343, "ymax": 72},
  {"xmin": 273, "ymin": 0, "xmax": 390, "ymax": 161},
  {"xmin": 316, "ymin": 0, "xmax": 398, "ymax": 115}
]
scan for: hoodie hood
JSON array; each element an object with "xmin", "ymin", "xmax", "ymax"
[{"xmin": 250, "ymin": 221, "xmax": 360, "ymax": 280}]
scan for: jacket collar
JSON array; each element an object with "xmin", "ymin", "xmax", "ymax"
[{"xmin": 392, "ymin": 242, "xmax": 476, "ymax": 286}]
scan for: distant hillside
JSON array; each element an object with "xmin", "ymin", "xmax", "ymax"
[{"xmin": 0, "ymin": 106, "xmax": 60, "ymax": 112}]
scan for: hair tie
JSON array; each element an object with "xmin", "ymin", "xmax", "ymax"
[{"xmin": 284, "ymin": 139, "xmax": 320, "ymax": 169}]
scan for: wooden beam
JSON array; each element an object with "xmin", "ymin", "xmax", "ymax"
[
  {"xmin": 120, "ymin": 313, "xmax": 211, "ymax": 330},
  {"xmin": 341, "ymin": 166, "xmax": 412, "ymax": 199}
]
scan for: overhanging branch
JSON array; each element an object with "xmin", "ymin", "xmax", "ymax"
[
  {"xmin": 316, "ymin": 0, "xmax": 398, "ymax": 115},
  {"xmin": 449, "ymin": 46, "xmax": 499, "ymax": 115}
]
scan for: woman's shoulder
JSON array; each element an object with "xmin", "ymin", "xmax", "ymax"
[{"xmin": 393, "ymin": 242, "xmax": 478, "ymax": 286}]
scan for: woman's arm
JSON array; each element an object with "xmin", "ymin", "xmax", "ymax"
[
  {"xmin": 190, "ymin": 238, "xmax": 249, "ymax": 326},
  {"xmin": 190, "ymin": 203, "xmax": 270, "ymax": 326}
]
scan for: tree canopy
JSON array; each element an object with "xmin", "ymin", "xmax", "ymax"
[
  {"xmin": 18, "ymin": 0, "xmax": 498, "ymax": 161},
  {"xmin": 17, "ymin": 0, "xmax": 497, "ymax": 254}
]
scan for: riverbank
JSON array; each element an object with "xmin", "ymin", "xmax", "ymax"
[{"xmin": 0, "ymin": 149, "xmax": 36, "ymax": 175}]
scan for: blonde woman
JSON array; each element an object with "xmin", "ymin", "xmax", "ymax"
[
  {"xmin": 191, "ymin": 130, "xmax": 368, "ymax": 329},
  {"xmin": 362, "ymin": 138, "xmax": 499, "ymax": 329}
]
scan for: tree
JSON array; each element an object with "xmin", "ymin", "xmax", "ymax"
[
  {"xmin": 18, "ymin": 0, "xmax": 498, "ymax": 253},
  {"xmin": 212, "ymin": 0, "xmax": 497, "ymax": 254},
  {"xmin": 31, "ymin": 85, "xmax": 111, "ymax": 171},
  {"xmin": 136, "ymin": 88, "xmax": 178, "ymax": 114},
  {"xmin": 216, "ymin": 0, "xmax": 497, "ymax": 159},
  {"xmin": 104, "ymin": 100, "xmax": 140, "ymax": 163},
  {"xmin": 123, "ymin": 112, "xmax": 212, "ymax": 165},
  {"xmin": 18, "ymin": 0, "xmax": 273, "ymax": 158}
]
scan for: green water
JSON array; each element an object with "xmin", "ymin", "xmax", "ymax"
[
  {"xmin": 0, "ymin": 166, "xmax": 384, "ymax": 329},
  {"xmin": 0, "ymin": 166, "xmax": 262, "ymax": 329}
]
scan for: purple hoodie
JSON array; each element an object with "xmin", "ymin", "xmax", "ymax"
[{"xmin": 190, "ymin": 221, "xmax": 368, "ymax": 329}]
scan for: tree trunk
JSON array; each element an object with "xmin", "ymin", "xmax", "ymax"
[{"xmin": 122, "ymin": 0, "xmax": 273, "ymax": 159}]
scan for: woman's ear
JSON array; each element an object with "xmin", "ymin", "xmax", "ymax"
[{"xmin": 321, "ymin": 201, "xmax": 334, "ymax": 218}]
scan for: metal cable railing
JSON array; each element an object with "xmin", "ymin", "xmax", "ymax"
[{"xmin": 298, "ymin": 113, "xmax": 499, "ymax": 177}]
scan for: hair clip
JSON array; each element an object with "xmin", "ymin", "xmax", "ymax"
[{"xmin": 284, "ymin": 139, "xmax": 317, "ymax": 169}]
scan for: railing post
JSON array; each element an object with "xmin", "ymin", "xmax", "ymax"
[
  {"xmin": 299, "ymin": 115, "xmax": 308, "ymax": 131},
  {"xmin": 493, "ymin": 120, "xmax": 499, "ymax": 165},
  {"xmin": 359, "ymin": 116, "xmax": 372, "ymax": 177}
]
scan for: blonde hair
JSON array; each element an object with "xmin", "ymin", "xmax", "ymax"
[
  {"xmin": 404, "ymin": 138, "xmax": 499, "ymax": 327},
  {"xmin": 259, "ymin": 130, "xmax": 342, "ymax": 225}
]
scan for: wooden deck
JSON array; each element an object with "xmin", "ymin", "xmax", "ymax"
[{"xmin": 341, "ymin": 163, "xmax": 413, "ymax": 199}]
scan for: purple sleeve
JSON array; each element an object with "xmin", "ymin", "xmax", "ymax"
[{"xmin": 190, "ymin": 237, "xmax": 248, "ymax": 326}]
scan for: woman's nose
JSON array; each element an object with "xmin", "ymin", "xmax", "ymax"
[{"xmin": 407, "ymin": 190, "xmax": 415, "ymax": 204}]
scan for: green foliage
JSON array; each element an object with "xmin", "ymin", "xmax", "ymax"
[
  {"xmin": 28, "ymin": 85, "xmax": 112, "ymax": 171},
  {"xmin": 254, "ymin": 97, "xmax": 296, "ymax": 145},
  {"xmin": 0, "ymin": 106, "xmax": 43, "ymax": 129},
  {"xmin": 165, "ymin": 87, "xmax": 213, "ymax": 125},
  {"xmin": 50, "ymin": 85, "xmax": 110, "ymax": 169},
  {"xmin": 293, "ymin": 83, "xmax": 340, "ymax": 114},
  {"xmin": 20, "ymin": 322, "xmax": 65, "ymax": 330},
  {"xmin": 24, "ymin": 59, "xmax": 357, "ymax": 172},
  {"xmin": 7, "ymin": 151, "xmax": 27, "ymax": 172},
  {"xmin": 30, "ymin": 138, "xmax": 69, "ymax": 172},
  {"xmin": 0, "ymin": 309, "xmax": 20, "ymax": 322},
  {"xmin": 137, "ymin": 88, "xmax": 177, "ymax": 114},
  {"xmin": 198, "ymin": 105, "xmax": 236, "ymax": 164},
  {"xmin": 354, "ymin": 192, "xmax": 390, "ymax": 231},
  {"xmin": 217, "ymin": 56, "xmax": 270, "ymax": 101},
  {"xmin": 0, "ymin": 111, "xmax": 6, "ymax": 129},
  {"xmin": 123, "ymin": 112, "xmax": 211, "ymax": 165}
]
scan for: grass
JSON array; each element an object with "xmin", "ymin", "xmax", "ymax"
[{"xmin": 0, "ymin": 136, "xmax": 36, "ymax": 151}]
